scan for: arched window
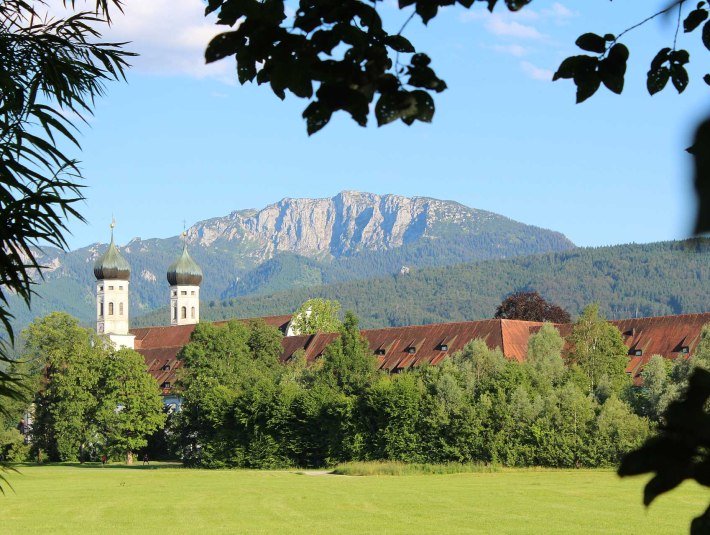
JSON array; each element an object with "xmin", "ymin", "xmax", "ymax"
[
  {"xmin": 191, "ymin": 307, "xmax": 195, "ymax": 319},
  {"xmin": 108, "ymin": 302, "xmax": 114, "ymax": 315},
  {"xmin": 119, "ymin": 302, "xmax": 124, "ymax": 315},
  {"xmin": 181, "ymin": 306, "xmax": 187, "ymax": 319}
]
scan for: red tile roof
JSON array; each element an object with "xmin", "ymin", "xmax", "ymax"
[
  {"xmin": 132, "ymin": 312, "xmax": 710, "ymax": 394},
  {"xmin": 610, "ymin": 313, "xmax": 710, "ymax": 381}
]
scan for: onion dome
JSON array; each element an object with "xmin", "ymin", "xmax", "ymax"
[
  {"xmin": 93, "ymin": 230, "xmax": 130, "ymax": 280},
  {"xmin": 167, "ymin": 243, "xmax": 203, "ymax": 286}
]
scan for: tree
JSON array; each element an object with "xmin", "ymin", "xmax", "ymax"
[
  {"xmin": 95, "ymin": 349, "xmax": 166, "ymax": 464},
  {"xmin": 526, "ymin": 323, "xmax": 565, "ymax": 385},
  {"xmin": 289, "ymin": 298, "xmax": 342, "ymax": 335},
  {"xmin": 0, "ymin": 0, "xmax": 131, "ymax": 482},
  {"xmin": 23, "ymin": 313, "xmax": 165, "ymax": 464},
  {"xmin": 619, "ymin": 367, "xmax": 710, "ymax": 533},
  {"xmin": 23, "ymin": 312, "xmax": 104, "ymax": 462},
  {"xmin": 495, "ymin": 292, "xmax": 571, "ymax": 324},
  {"xmin": 566, "ymin": 304, "xmax": 630, "ymax": 397},
  {"xmin": 318, "ymin": 311, "xmax": 377, "ymax": 395}
]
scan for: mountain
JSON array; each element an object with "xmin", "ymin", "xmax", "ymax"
[
  {"xmin": 8, "ymin": 191, "xmax": 574, "ymax": 331},
  {"xmin": 132, "ymin": 239, "xmax": 710, "ymax": 329}
]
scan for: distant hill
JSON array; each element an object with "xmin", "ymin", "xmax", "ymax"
[
  {"xmin": 132, "ymin": 239, "xmax": 709, "ymax": 329},
  {"xmin": 8, "ymin": 191, "xmax": 574, "ymax": 332}
]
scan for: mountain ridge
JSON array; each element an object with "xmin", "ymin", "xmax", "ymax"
[{"xmin": 9, "ymin": 191, "xmax": 575, "ymax": 330}]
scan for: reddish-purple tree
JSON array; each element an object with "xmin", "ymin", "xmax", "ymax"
[{"xmin": 494, "ymin": 292, "xmax": 571, "ymax": 324}]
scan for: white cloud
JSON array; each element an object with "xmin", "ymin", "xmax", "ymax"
[
  {"xmin": 491, "ymin": 44, "xmax": 529, "ymax": 57},
  {"xmin": 520, "ymin": 61, "xmax": 553, "ymax": 81},
  {"xmin": 486, "ymin": 18, "xmax": 544, "ymax": 40},
  {"xmin": 46, "ymin": 0, "xmax": 234, "ymax": 82},
  {"xmin": 542, "ymin": 3, "xmax": 576, "ymax": 22}
]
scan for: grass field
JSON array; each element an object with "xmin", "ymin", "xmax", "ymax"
[{"xmin": 3, "ymin": 464, "xmax": 708, "ymax": 534}]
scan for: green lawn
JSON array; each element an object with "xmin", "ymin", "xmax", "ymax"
[{"xmin": 2, "ymin": 465, "xmax": 708, "ymax": 534}]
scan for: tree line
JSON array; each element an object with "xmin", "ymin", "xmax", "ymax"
[
  {"xmin": 4, "ymin": 307, "xmax": 708, "ymax": 470},
  {"xmin": 168, "ymin": 306, "xmax": 709, "ymax": 469}
]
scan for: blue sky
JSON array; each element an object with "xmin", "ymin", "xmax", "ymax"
[{"xmin": 58, "ymin": 0, "xmax": 709, "ymax": 250}]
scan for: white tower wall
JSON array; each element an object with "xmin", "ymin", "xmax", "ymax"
[
  {"xmin": 96, "ymin": 279, "xmax": 135, "ymax": 349},
  {"xmin": 170, "ymin": 284, "xmax": 200, "ymax": 325}
]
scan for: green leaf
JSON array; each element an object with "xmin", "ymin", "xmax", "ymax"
[{"xmin": 575, "ymin": 33, "xmax": 607, "ymax": 54}]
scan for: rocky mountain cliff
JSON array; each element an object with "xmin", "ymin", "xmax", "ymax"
[
  {"xmin": 186, "ymin": 191, "xmax": 550, "ymax": 259},
  {"xmin": 10, "ymin": 191, "xmax": 575, "ymax": 329}
]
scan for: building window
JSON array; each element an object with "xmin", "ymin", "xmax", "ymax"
[
  {"xmin": 181, "ymin": 306, "xmax": 187, "ymax": 319},
  {"xmin": 172, "ymin": 290, "xmax": 177, "ymax": 297},
  {"xmin": 99, "ymin": 285, "xmax": 103, "ymax": 291},
  {"xmin": 161, "ymin": 382, "xmax": 171, "ymax": 389},
  {"xmin": 108, "ymin": 302, "xmax": 114, "ymax": 315},
  {"xmin": 119, "ymin": 285, "xmax": 123, "ymax": 290},
  {"xmin": 191, "ymin": 307, "xmax": 195, "ymax": 319},
  {"xmin": 99, "ymin": 301, "xmax": 104, "ymax": 317},
  {"xmin": 119, "ymin": 302, "xmax": 124, "ymax": 315},
  {"xmin": 173, "ymin": 306, "xmax": 177, "ymax": 321},
  {"xmin": 109, "ymin": 285, "xmax": 114, "ymax": 290},
  {"xmin": 191, "ymin": 291, "xmax": 195, "ymax": 296},
  {"xmin": 181, "ymin": 290, "xmax": 187, "ymax": 296}
]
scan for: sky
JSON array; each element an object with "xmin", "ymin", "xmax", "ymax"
[{"xmin": 50, "ymin": 0, "xmax": 709, "ymax": 250}]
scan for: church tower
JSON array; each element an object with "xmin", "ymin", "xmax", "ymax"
[
  {"xmin": 167, "ymin": 234, "xmax": 203, "ymax": 326},
  {"xmin": 94, "ymin": 221, "xmax": 135, "ymax": 349}
]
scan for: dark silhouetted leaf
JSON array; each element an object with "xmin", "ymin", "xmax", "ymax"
[
  {"xmin": 647, "ymin": 66, "xmax": 670, "ymax": 95},
  {"xmin": 385, "ymin": 35, "xmax": 415, "ymax": 53},
  {"xmin": 684, "ymin": 8, "xmax": 709, "ymax": 32},
  {"xmin": 575, "ymin": 33, "xmax": 607, "ymax": 54},
  {"xmin": 671, "ymin": 64, "xmax": 690, "ymax": 93},
  {"xmin": 599, "ymin": 43, "xmax": 628, "ymax": 94}
]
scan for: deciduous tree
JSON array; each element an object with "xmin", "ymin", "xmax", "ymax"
[
  {"xmin": 95, "ymin": 349, "xmax": 166, "ymax": 464},
  {"xmin": 289, "ymin": 298, "xmax": 343, "ymax": 335},
  {"xmin": 495, "ymin": 292, "xmax": 571, "ymax": 324}
]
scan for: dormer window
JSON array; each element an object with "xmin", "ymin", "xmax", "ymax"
[
  {"xmin": 406, "ymin": 347, "xmax": 416, "ymax": 354},
  {"xmin": 161, "ymin": 363, "xmax": 171, "ymax": 371},
  {"xmin": 161, "ymin": 381, "xmax": 171, "ymax": 389},
  {"xmin": 631, "ymin": 349, "xmax": 643, "ymax": 357},
  {"xmin": 680, "ymin": 346, "xmax": 690, "ymax": 354},
  {"xmin": 438, "ymin": 344, "xmax": 449, "ymax": 352},
  {"xmin": 375, "ymin": 348, "xmax": 386, "ymax": 356}
]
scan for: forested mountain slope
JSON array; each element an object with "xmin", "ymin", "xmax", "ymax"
[
  {"xmin": 133, "ymin": 239, "xmax": 709, "ymax": 329},
  {"xmin": 8, "ymin": 192, "xmax": 573, "ymax": 331}
]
